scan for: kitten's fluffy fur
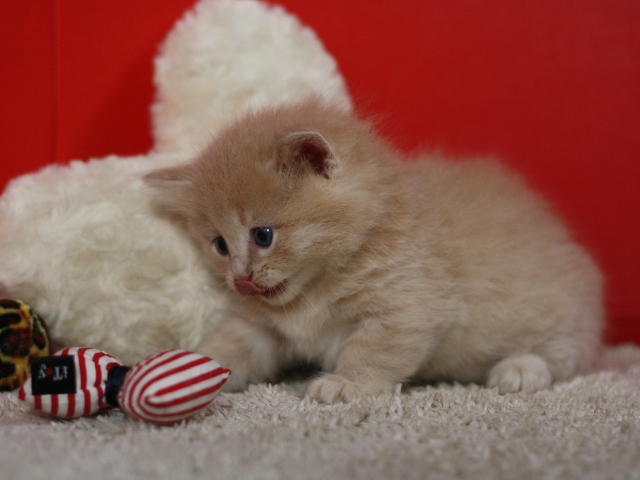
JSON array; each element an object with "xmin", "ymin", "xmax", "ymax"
[{"xmin": 146, "ymin": 98, "xmax": 603, "ymax": 403}]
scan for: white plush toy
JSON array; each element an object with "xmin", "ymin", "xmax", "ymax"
[{"xmin": 0, "ymin": 0, "xmax": 351, "ymax": 365}]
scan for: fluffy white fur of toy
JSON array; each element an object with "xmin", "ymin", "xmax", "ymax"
[
  {"xmin": 153, "ymin": 0, "xmax": 351, "ymax": 155},
  {"xmin": 0, "ymin": 0, "xmax": 350, "ymax": 364}
]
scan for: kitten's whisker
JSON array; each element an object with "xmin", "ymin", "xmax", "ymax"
[
  {"xmin": 280, "ymin": 295, "xmax": 293, "ymax": 319},
  {"xmin": 298, "ymin": 291, "xmax": 319, "ymax": 316}
]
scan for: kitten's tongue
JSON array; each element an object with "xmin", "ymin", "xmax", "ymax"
[{"xmin": 234, "ymin": 279, "xmax": 265, "ymax": 296}]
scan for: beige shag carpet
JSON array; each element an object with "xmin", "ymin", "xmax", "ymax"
[{"xmin": 1, "ymin": 346, "xmax": 640, "ymax": 480}]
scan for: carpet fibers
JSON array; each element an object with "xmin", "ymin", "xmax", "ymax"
[{"xmin": 2, "ymin": 348, "xmax": 640, "ymax": 480}]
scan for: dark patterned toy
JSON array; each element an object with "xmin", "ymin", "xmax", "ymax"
[{"xmin": 0, "ymin": 299, "xmax": 50, "ymax": 391}]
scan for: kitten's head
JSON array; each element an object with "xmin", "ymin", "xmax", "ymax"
[{"xmin": 145, "ymin": 99, "xmax": 392, "ymax": 306}]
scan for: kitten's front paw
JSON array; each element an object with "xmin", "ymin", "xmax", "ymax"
[
  {"xmin": 306, "ymin": 374, "xmax": 386, "ymax": 404},
  {"xmin": 487, "ymin": 354, "xmax": 552, "ymax": 394}
]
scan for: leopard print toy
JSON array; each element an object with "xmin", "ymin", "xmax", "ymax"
[{"xmin": 0, "ymin": 299, "xmax": 50, "ymax": 391}]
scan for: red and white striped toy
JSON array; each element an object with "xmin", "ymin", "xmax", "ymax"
[
  {"xmin": 18, "ymin": 348, "xmax": 120, "ymax": 418},
  {"xmin": 118, "ymin": 349, "xmax": 231, "ymax": 424},
  {"xmin": 17, "ymin": 348, "xmax": 230, "ymax": 425}
]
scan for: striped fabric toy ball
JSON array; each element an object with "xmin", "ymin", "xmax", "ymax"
[
  {"xmin": 118, "ymin": 349, "xmax": 230, "ymax": 425},
  {"xmin": 18, "ymin": 347, "xmax": 121, "ymax": 418}
]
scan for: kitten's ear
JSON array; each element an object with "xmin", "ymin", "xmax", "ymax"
[
  {"xmin": 143, "ymin": 164, "xmax": 194, "ymax": 216},
  {"xmin": 278, "ymin": 131, "xmax": 337, "ymax": 179}
]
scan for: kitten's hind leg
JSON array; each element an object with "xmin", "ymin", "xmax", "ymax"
[{"xmin": 487, "ymin": 354, "xmax": 552, "ymax": 394}]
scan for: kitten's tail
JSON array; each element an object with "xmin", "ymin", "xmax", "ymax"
[{"xmin": 592, "ymin": 344, "xmax": 640, "ymax": 372}]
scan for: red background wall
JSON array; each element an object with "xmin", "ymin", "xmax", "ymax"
[{"xmin": 1, "ymin": 1, "xmax": 638, "ymax": 343}]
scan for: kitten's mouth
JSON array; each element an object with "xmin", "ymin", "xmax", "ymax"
[{"xmin": 233, "ymin": 279, "xmax": 286, "ymax": 299}]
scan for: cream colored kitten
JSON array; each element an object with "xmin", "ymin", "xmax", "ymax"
[{"xmin": 145, "ymin": 98, "xmax": 603, "ymax": 403}]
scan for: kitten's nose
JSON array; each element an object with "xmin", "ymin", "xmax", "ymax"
[{"xmin": 233, "ymin": 276, "xmax": 265, "ymax": 296}]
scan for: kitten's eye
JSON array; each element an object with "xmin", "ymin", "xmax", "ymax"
[
  {"xmin": 252, "ymin": 227, "xmax": 273, "ymax": 247},
  {"xmin": 214, "ymin": 236, "xmax": 229, "ymax": 256}
]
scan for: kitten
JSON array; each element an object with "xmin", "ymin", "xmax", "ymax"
[{"xmin": 145, "ymin": 98, "xmax": 603, "ymax": 403}]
